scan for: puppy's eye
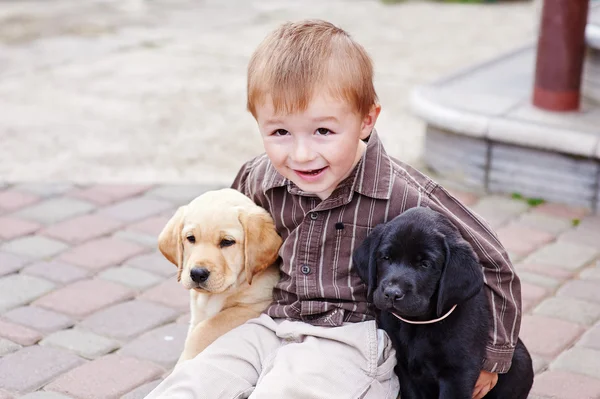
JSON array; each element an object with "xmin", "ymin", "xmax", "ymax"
[
  {"xmin": 186, "ymin": 235, "xmax": 196, "ymax": 244},
  {"xmin": 421, "ymin": 261, "xmax": 430, "ymax": 268},
  {"xmin": 381, "ymin": 256, "xmax": 390, "ymax": 261},
  {"xmin": 220, "ymin": 239, "xmax": 236, "ymax": 248}
]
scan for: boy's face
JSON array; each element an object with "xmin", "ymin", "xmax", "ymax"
[{"xmin": 255, "ymin": 93, "xmax": 380, "ymax": 200}]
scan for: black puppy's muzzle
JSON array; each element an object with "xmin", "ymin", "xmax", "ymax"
[{"xmin": 383, "ymin": 286, "xmax": 405, "ymax": 303}]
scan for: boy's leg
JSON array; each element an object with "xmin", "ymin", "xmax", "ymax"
[
  {"xmin": 145, "ymin": 314, "xmax": 282, "ymax": 399},
  {"xmin": 249, "ymin": 319, "xmax": 399, "ymax": 399}
]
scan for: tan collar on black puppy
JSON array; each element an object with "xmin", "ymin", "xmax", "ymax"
[{"xmin": 391, "ymin": 304, "xmax": 458, "ymax": 325}]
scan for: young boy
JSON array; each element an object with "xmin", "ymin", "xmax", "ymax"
[{"xmin": 146, "ymin": 20, "xmax": 521, "ymax": 399}]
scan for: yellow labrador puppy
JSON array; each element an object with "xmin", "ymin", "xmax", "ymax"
[{"xmin": 158, "ymin": 188, "xmax": 282, "ymax": 364}]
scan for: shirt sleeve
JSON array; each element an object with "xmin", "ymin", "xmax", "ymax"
[
  {"xmin": 428, "ymin": 185, "xmax": 522, "ymax": 374},
  {"xmin": 230, "ymin": 160, "xmax": 253, "ymax": 197}
]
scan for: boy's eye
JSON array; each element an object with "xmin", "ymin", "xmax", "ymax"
[
  {"xmin": 272, "ymin": 129, "xmax": 289, "ymax": 136},
  {"xmin": 316, "ymin": 128, "xmax": 331, "ymax": 136}
]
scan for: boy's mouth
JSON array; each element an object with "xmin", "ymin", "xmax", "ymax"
[{"xmin": 294, "ymin": 167, "xmax": 327, "ymax": 180}]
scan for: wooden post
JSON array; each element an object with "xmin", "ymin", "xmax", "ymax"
[{"xmin": 533, "ymin": 0, "xmax": 589, "ymax": 111}]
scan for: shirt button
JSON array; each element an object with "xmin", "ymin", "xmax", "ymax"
[
  {"xmin": 310, "ymin": 212, "xmax": 318, "ymax": 220},
  {"xmin": 301, "ymin": 265, "xmax": 311, "ymax": 275}
]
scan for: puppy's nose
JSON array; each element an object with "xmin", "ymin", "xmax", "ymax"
[
  {"xmin": 383, "ymin": 287, "xmax": 405, "ymax": 302},
  {"xmin": 190, "ymin": 267, "xmax": 210, "ymax": 283}
]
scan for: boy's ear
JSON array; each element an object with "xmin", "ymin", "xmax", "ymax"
[{"xmin": 360, "ymin": 103, "xmax": 382, "ymax": 140}]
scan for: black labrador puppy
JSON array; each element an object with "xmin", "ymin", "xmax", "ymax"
[{"xmin": 353, "ymin": 207, "xmax": 533, "ymax": 399}]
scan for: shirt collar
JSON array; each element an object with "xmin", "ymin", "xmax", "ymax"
[{"xmin": 261, "ymin": 129, "xmax": 393, "ymax": 201}]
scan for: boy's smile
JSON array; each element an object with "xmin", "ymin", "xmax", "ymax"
[{"xmin": 255, "ymin": 93, "xmax": 380, "ymax": 200}]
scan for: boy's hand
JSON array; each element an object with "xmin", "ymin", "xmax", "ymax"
[{"xmin": 472, "ymin": 370, "xmax": 498, "ymax": 399}]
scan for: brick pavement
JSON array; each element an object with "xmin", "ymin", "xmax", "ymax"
[{"xmin": 0, "ymin": 183, "xmax": 599, "ymax": 398}]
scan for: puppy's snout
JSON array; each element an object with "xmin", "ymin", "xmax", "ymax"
[
  {"xmin": 190, "ymin": 267, "xmax": 210, "ymax": 283},
  {"xmin": 384, "ymin": 286, "xmax": 405, "ymax": 302}
]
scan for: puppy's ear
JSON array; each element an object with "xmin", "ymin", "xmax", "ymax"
[
  {"xmin": 352, "ymin": 224, "xmax": 385, "ymax": 302},
  {"xmin": 436, "ymin": 233, "xmax": 483, "ymax": 317},
  {"xmin": 239, "ymin": 210, "xmax": 282, "ymax": 285},
  {"xmin": 158, "ymin": 206, "xmax": 186, "ymax": 280}
]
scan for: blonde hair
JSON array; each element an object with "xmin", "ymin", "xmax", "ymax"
[{"xmin": 247, "ymin": 20, "xmax": 378, "ymax": 118}]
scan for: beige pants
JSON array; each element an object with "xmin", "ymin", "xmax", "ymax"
[{"xmin": 145, "ymin": 314, "xmax": 399, "ymax": 399}]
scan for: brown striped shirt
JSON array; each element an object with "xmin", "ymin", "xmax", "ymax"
[{"xmin": 232, "ymin": 130, "xmax": 521, "ymax": 373}]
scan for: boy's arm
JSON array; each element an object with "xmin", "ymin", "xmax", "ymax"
[
  {"xmin": 428, "ymin": 186, "xmax": 521, "ymax": 374},
  {"xmin": 231, "ymin": 161, "xmax": 252, "ymax": 197}
]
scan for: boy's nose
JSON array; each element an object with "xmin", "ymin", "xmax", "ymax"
[{"xmin": 291, "ymin": 139, "xmax": 315, "ymax": 163}]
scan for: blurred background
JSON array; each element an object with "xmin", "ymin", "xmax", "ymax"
[{"xmin": 0, "ymin": 0, "xmax": 538, "ymax": 184}]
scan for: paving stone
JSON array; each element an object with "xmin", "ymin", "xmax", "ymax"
[
  {"xmin": 97, "ymin": 197, "xmax": 172, "ymax": 223},
  {"xmin": 526, "ymin": 241, "xmax": 599, "ymax": 271},
  {"xmin": 0, "ymin": 252, "xmax": 29, "ymax": 277},
  {"xmin": 533, "ymin": 297, "xmax": 600, "ymax": 326},
  {"xmin": 79, "ymin": 300, "xmax": 179, "ymax": 341},
  {"xmin": 558, "ymin": 280, "xmax": 600, "ymax": 305},
  {"xmin": 0, "ymin": 338, "xmax": 21, "ymax": 356},
  {"xmin": 521, "ymin": 281, "xmax": 548, "ymax": 302},
  {"xmin": 112, "ymin": 230, "xmax": 158, "ymax": 248},
  {"xmin": 577, "ymin": 322, "xmax": 600, "ymax": 351},
  {"xmin": 560, "ymin": 226, "xmax": 600, "ymax": 250},
  {"xmin": 59, "ymin": 237, "xmax": 147, "ymax": 271},
  {"xmin": 0, "ymin": 274, "xmax": 55, "ymax": 312},
  {"xmin": 0, "ymin": 346, "xmax": 83, "ymax": 393},
  {"xmin": 45, "ymin": 354, "xmax": 163, "ymax": 399},
  {"xmin": 516, "ymin": 212, "xmax": 573, "ymax": 235},
  {"xmin": 19, "ymin": 392, "xmax": 74, "ymax": 399},
  {"xmin": 98, "ymin": 266, "xmax": 162, "ymax": 291},
  {"xmin": 496, "ymin": 224, "xmax": 555, "ymax": 256},
  {"xmin": 119, "ymin": 323, "xmax": 187, "ymax": 368},
  {"xmin": 0, "ymin": 236, "xmax": 69, "ymax": 260},
  {"xmin": 506, "ymin": 251, "xmax": 523, "ymax": 264},
  {"xmin": 33, "ymin": 279, "xmax": 134, "ymax": 318},
  {"xmin": 138, "ymin": 279, "xmax": 189, "ymax": 312},
  {"xmin": 125, "ymin": 215, "xmax": 170, "ymax": 237},
  {"xmin": 516, "ymin": 262, "xmax": 575, "ymax": 281},
  {"xmin": 0, "ymin": 390, "xmax": 12, "ymax": 399},
  {"xmin": 517, "ymin": 270, "xmax": 562, "ymax": 289},
  {"xmin": 471, "ymin": 195, "xmax": 530, "ymax": 216},
  {"xmin": 446, "ymin": 188, "xmax": 480, "ymax": 207},
  {"xmin": 579, "ymin": 215, "xmax": 600, "ymax": 233},
  {"xmin": 580, "ymin": 266, "xmax": 600, "ymax": 282},
  {"xmin": 40, "ymin": 329, "xmax": 120, "ymax": 360},
  {"xmin": 125, "ymin": 252, "xmax": 176, "ymax": 277},
  {"xmin": 0, "ymin": 319, "xmax": 42, "ymax": 346},
  {"xmin": 531, "ymin": 354, "xmax": 549, "ymax": 374},
  {"xmin": 176, "ymin": 313, "xmax": 190, "ymax": 325},
  {"xmin": 12, "ymin": 198, "xmax": 95, "ymax": 225},
  {"xmin": 520, "ymin": 315, "xmax": 585, "ymax": 358},
  {"xmin": 530, "ymin": 370, "xmax": 600, "ymax": 399},
  {"xmin": 551, "ymin": 346, "xmax": 600, "ymax": 379},
  {"xmin": 0, "ymin": 190, "xmax": 40, "ymax": 213},
  {"xmin": 0, "ymin": 216, "xmax": 41, "ymax": 240},
  {"xmin": 120, "ymin": 380, "xmax": 161, "ymax": 399},
  {"xmin": 533, "ymin": 202, "xmax": 591, "ymax": 220},
  {"xmin": 145, "ymin": 184, "xmax": 221, "ymax": 206},
  {"xmin": 14, "ymin": 183, "xmax": 74, "ymax": 198},
  {"xmin": 21, "ymin": 261, "xmax": 89, "ymax": 285},
  {"xmin": 69, "ymin": 184, "xmax": 153, "ymax": 206},
  {"xmin": 2, "ymin": 306, "xmax": 74, "ymax": 333},
  {"xmin": 40, "ymin": 214, "xmax": 123, "ymax": 244}
]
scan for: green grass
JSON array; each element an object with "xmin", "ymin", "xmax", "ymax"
[{"xmin": 511, "ymin": 192, "xmax": 546, "ymax": 207}]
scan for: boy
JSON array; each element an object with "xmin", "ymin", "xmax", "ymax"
[{"xmin": 146, "ymin": 20, "xmax": 521, "ymax": 399}]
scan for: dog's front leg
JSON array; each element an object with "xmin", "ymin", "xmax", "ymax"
[{"xmin": 177, "ymin": 306, "xmax": 262, "ymax": 365}]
